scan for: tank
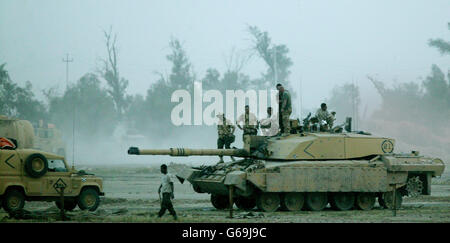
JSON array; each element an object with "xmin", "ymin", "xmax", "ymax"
[{"xmin": 127, "ymin": 119, "xmax": 445, "ymax": 212}]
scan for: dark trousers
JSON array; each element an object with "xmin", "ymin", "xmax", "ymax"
[
  {"xmin": 158, "ymin": 193, "xmax": 176, "ymax": 217},
  {"xmin": 217, "ymin": 137, "xmax": 232, "ymax": 149}
]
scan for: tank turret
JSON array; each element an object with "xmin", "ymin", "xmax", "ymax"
[{"xmin": 129, "ymin": 132, "xmax": 396, "ymax": 161}]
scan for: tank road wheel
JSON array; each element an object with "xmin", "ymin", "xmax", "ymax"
[
  {"xmin": 78, "ymin": 188, "xmax": 100, "ymax": 211},
  {"xmin": 211, "ymin": 194, "xmax": 229, "ymax": 210},
  {"xmin": 305, "ymin": 192, "xmax": 328, "ymax": 211},
  {"xmin": 382, "ymin": 191, "xmax": 403, "ymax": 210},
  {"xmin": 256, "ymin": 193, "xmax": 280, "ymax": 212},
  {"xmin": 235, "ymin": 197, "xmax": 256, "ymax": 210},
  {"xmin": 355, "ymin": 193, "xmax": 375, "ymax": 210},
  {"xmin": 281, "ymin": 193, "xmax": 305, "ymax": 211},
  {"xmin": 55, "ymin": 199, "xmax": 77, "ymax": 211},
  {"xmin": 330, "ymin": 192, "xmax": 355, "ymax": 211},
  {"xmin": 2, "ymin": 189, "xmax": 25, "ymax": 212}
]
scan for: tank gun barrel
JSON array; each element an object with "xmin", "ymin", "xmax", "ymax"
[{"xmin": 128, "ymin": 147, "xmax": 249, "ymax": 157}]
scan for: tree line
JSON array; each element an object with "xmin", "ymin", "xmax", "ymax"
[
  {"xmin": 2, "ymin": 23, "xmax": 449, "ymax": 145},
  {"xmin": 368, "ymin": 22, "xmax": 450, "ymax": 133},
  {"xmin": 0, "ymin": 26, "xmax": 294, "ymax": 141}
]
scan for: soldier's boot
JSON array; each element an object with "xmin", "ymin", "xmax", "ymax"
[
  {"xmin": 230, "ymin": 156, "xmax": 236, "ymax": 162},
  {"xmin": 218, "ymin": 156, "xmax": 224, "ymax": 163}
]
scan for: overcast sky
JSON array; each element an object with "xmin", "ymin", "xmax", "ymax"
[{"xmin": 1, "ymin": 0, "xmax": 449, "ymax": 117}]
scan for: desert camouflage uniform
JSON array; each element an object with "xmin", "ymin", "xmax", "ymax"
[
  {"xmin": 237, "ymin": 112, "xmax": 258, "ymax": 137},
  {"xmin": 279, "ymin": 91, "xmax": 292, "ymax": 135},
  {"xmin": 217, "ymin": 117, "xmax": 235, "ymax": 149},
  {"xmin": 315, "ymin": 108, "xmax": 334, "ymax": 130},
  {"xmin": 217, "ymin": 117, "xmax": 235, "ymax": 162}
]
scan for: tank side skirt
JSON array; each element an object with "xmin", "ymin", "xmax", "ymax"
[{"xmin": 262, "ymin": 165, "xmax": 389, "ymax": 193}]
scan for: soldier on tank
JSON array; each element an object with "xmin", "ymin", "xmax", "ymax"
[
  {"xmin": 157, "ymin": 164, "xmax": 177, "ymax": 220},
  {"xmin": 236, "ymin": 105, "xmax": 259, "ymax": 140},
  {"xmin": 315, "ymin": 103, "xmax": 334, "ymax": 131},
  {"xmin": 216, "ymin": 113, "xmax": 236, "ymax": 163},
  {"xmin": 276, "ymin": 84, "xmax": 292, "ymax": 136},
  {"xmin": 329, "ymin": 111, "xmax": 336, "ymax": 129},
  {"xmin": 260, "ymin": 107, "xmax": 279, "ymax": 136}
]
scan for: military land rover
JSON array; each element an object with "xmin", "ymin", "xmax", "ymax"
[{"xmin": 0, "ymin": 138, "xmax": 104, "ymax": 212}]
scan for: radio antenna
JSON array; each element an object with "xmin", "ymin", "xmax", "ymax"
[
  {"xmin": 299, "ymin": 76, "xmax": 303, "ymax": 120},
  {"xmin": 72, "ymin": 105, "xmax": 76, "ymax": 170}
]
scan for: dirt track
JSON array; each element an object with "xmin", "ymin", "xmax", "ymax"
[{"xmin": 1, "ymin": 165, "xmax": 449, "ymax": 223}]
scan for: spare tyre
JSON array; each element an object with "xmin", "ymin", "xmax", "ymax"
[{"xmin": 25, "ymin": 153, "xmax": 48, "ymax": 178}]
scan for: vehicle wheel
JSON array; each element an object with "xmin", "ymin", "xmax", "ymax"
[
  {"xmin": 256, "ymin": 193, "xmax": 280, "ymax": 212},
  {"xmin": 235, "ymin": 197, "xmax": 256, "ymax": 210},
  {"xmin": 55, "ymin": 199, "xmax": 77, "ymax": 211},
  {"xmin": 281, "ymin": 192, "xmax": 305, "ymax": 211},
  {"xmin": 330, "ymin": 192, "xmax": 355, "ymax": 211},
  {"xmin": 382, "ymin": 191, "xmax": 403, "ymax": 210},
  {"xmin": 355, "ymin": 193, "xmax": 375, "ymax": 210},
  {"xmin": 24, "ymin": 153, "xmax": 48, "ymax": 178},
  {"xmin": 78, "ymin": 188, "xmax": 100, "ymax": 211},
  {"xmin": 2, "ymin": 189, "xmax": 25, "ymax": 212},
  {"xmin": 210, "ymin": 194, "xmax": 229, "ymax": 210},
  {"xmin": 305, "ymin": 192, "xmax": 328, "ymax": 211}
]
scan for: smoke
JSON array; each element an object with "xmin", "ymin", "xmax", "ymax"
[{"xmin": 65, "ymin": 122, "xmax": 252, "ymax": 167}]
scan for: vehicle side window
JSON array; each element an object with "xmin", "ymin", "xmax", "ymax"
[{"xmin": 48, "ymin": 159, "xmax": 67, "ymax": 172}]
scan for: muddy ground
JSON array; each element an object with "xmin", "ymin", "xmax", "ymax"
[{"xmin": 1, "ymin": 164, "xmax": 449, "ymax": 223}]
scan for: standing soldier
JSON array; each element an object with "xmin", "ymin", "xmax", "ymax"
[
  {"xmin": 216, "ymin": 113, "xmax": 236, "ymax": 163},
  {"xmin": 157, "ymin": 164, "xmax": 177, "ymax": 220},
  {"xmin": 276, "ymin": 84, "xmax": 292, "ymax": 136},
  {"xmin": 260, "ymin": 107, "xmax": 279, "ymax": 136},
  {"xmin": 236, "ymin": 105, "xmax": 258, "ymax": 140}
]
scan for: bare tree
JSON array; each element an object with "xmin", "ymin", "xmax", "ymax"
[
  {"xmin": 247, "ymin": 25, "xmax": 293, "ymax": 88},
  {"xmin": 100, "ymin": 26, "xmax": 129, "ymax": 119},
  {"xmin": 223, "ymin": 47, "xmax": 252, "ymax": 74}
]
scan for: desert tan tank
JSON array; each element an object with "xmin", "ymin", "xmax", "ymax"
[{"xmin": 127, "ymin": 119, "xmax": 445, "ymax": 212}]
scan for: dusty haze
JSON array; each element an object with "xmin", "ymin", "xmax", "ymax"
[{"xmin": 1, "ymin": 0, "xmax": 449, "ymax": 166}]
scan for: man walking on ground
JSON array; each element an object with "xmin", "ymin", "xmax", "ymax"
[{"xmin": 157, "ymin": 164, "xmax": 177, "ymax": 220}]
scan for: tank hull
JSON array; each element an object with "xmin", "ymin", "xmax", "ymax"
[{"xmin": 178, "ymin": 154, "xmax": 445, "ymax": 211}]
